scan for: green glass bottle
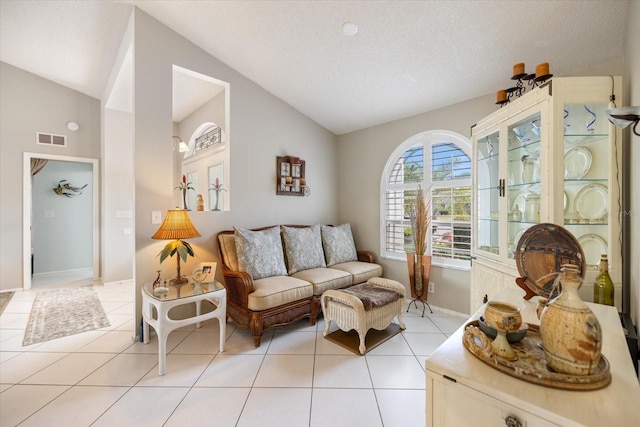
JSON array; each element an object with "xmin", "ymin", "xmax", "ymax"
[{"xmin": 593, "ymin": 254, "xmax": 614, "ymax": 306}]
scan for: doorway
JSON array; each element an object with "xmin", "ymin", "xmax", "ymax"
[{"xmin": 23, "ymin": 152, "xmax": 99, "ymax": 290}]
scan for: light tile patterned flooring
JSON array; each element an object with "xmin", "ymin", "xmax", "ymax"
[{"xmin": 0, "ymin": 281, "xmax": 467, "ymax": 427}]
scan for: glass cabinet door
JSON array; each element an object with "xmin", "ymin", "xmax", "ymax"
[
  {"xmin": 506, "ymin": 112, "xmax": 542, "ymax": 259},
  {"xmin": 562, "ymin": 102, "xmax": 610, "ymax": 271},
  {"xmin": 475, "ymin": 131, "xmax": 500, "ymax": 256}
]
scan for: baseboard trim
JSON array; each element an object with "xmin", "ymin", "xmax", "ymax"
[{"xmin": 102, "ymin": 279, "xmax": 133, "ymax": 287}]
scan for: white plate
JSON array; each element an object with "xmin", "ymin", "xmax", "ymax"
[
  {"xmin": 575, "ymin": 183, "xmax": 608, "ymax": 220},
  {"xmin": 564, "ymin": 146, "xmax": 592, "ymax": 179},
  {"xmin": 513, "ymin": 226, "xmax": 528, "ymax": 246},
  {"xmin": 578, "ymin": 234, "xmax": 608, "ymax": 270}
]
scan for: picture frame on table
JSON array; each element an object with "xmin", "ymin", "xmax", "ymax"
[{"xmin": 193, "ymin": 261, "xmax": 217, "ymax": 283}]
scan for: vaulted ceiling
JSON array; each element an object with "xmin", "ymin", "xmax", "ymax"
[{"xmin": 0, "ymin": 1, "xmax": 630, "ymax": 135}]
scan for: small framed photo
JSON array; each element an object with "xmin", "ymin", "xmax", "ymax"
[{"xmin": 193, "ymin": 261, "xmax": 217, "ymax": 283}]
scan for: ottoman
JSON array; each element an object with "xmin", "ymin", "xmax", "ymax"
[{"xmin": 321, "ymin": 277, "xmax": 406, "ymax": 354}]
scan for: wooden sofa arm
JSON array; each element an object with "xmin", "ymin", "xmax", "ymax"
[
  {"xmin": 357, "ymin": 250, "xmax": 376, "ymax": 263},
  {"xmin": 220, "ymin": 263, "xmax": 255, "ymax": 307}
]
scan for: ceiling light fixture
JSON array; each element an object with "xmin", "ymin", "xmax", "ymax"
[
  {"xmin": 342, "ymin": 22, "xmax": 358, "ymax": 36},
  {"xmin": 66, "ymin": 121, "xmax": 79, "ymax": 131},
  {"xmin": 605, "ymin": 106, "xmax": 640, "ymax": 136}
]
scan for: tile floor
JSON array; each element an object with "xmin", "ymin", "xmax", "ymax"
[{"xmin": 0, "ymin": 281, "xmax": 468, "ymax": 427}]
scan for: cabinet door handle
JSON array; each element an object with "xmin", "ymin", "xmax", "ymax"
[{"xmin": 504, "ymin": 415, "xmax": 522, "ymax": 427}]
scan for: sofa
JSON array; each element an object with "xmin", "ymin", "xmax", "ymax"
[{"xmin": 216, "ymin": 224, "xmax": 383, "ymax": 346}]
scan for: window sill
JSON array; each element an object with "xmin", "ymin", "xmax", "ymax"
[{"xmin": 382, "ymin": 254, "xmax": 471, "ymax": 272}]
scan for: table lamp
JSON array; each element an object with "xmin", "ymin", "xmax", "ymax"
[{"xmin": 152, "ymin": 208, "xmax": 201, "ymax": 284}]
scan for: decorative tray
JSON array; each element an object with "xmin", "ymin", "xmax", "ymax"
[{"xmin": 462, "ymin": 321, "xmax": 611, "ymax": 391}]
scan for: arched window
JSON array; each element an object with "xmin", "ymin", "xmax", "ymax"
[
  {"xmin": 380, "ymin": 130, "xmax": 472, "ymax": 269},
  {"xmin": 184, "ymin": 121, "xmax": 225, "ymax": 158}
]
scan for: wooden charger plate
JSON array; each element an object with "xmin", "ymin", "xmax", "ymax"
[
  {"xmin": 463, "ymin": 321, "xmax": 611, "ymax": 391},
  {"xmin": 514, "ymin": 223, "xmax": 586, "ymax": 300}
]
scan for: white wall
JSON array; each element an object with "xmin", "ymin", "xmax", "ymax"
[
  {"xmin": 625, "ymin": 0, "xmax": 640, "ymax": 331},
  {"xmin": 32, "ymin": 160, "xmax": 93, "ymax": 273},
  {"xmin": 102, "ymin": 108, "xmax": 134, "ymax": 284},
  {"xmin": 131, "ymin": 9, "xmax": 338, "ymax": 326},
  {"xmin": 0, "ymin": 62, "xmax": 101, "ymax": 291},
  {"xmin": 101, "ymin": 15, "xmax": 135, "ymax": 286}
]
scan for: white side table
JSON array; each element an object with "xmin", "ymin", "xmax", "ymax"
[{"xmin": 141, "ymin": 280, "xmax": 226, "ymax": 375}]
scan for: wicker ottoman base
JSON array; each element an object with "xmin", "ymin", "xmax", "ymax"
[{"xmin": 321, "ymin": 277, "xmax": 406, "ymax": 354}]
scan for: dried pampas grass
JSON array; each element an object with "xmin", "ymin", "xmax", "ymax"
[{"xmin": 409, "ymin": 185, "xmax": 431, "ymax": 255}]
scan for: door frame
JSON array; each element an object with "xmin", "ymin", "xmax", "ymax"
[{"xmin": 23, "ymin": 152, "xmax": 100, "ymax": 290}]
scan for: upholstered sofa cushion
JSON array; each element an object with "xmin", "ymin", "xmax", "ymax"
[
  {"xmin": 218, "ymin": 233, "xmax": 239, "ymax": 271},
  {"xmin": 281, "ymin": 225, "xmax": 326, "ymax": 274},
  {"xmin": 321, "ymin": 224, "xmax": 358, "ymax": 266},
  {"xmin": 248, "ymin": 275, "xmax": 314, "ymax": 311},
  {"xmin": 291, "ymin": 267, "xmax": 353, "ymax": 295},
  {"xmin": 234, "ymin": 226, "xmax": 288, "ymax": 280},
  {"xmin": 330, "ymin": 261, "xmax": 383, "ymax": 285}
]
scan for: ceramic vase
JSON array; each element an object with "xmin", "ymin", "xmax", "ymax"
[{"xmin": 538, "ymin": 264, "xmax": 602, "ymax": 375}]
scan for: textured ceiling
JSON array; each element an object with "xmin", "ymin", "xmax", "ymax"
[{"xmin": 0, "ymin": 0, "xmax": 629, "ymax": 135}]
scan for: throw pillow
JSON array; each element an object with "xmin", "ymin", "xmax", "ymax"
[
  {"xmin": 234, "ymin": 226, "xmax": 288, "ymax": 280},
  {"xmin": 321, "ymin": 224, "xmax": 358, "ymax": 266},
  {"xmin": 281, "ymin": 225, "xmax": 326, "ymax": 274}
]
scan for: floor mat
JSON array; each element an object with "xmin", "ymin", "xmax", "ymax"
[{"xmin": 23, "ymin": 286, "xmax": 110, "ymax": 346}]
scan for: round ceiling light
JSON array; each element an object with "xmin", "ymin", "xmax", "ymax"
[
  {"xmin": 342, "ymin": 22, "xmax": 358, "ymax": 36},
  {"xmin": 66, "ymin": 121, "xmax": 79, "ymax": 131}
]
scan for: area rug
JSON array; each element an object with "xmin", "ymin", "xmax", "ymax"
[
  {"xmin": 324, "ymin": 323, "xmax": 403, "ymax": 355},
  {"xmin": 0, "ymin": 292, "xmax": 14, "ymax": 316},
  {"xmin": 23, "ymin": 286, "xmax": 110, "ymax": 346}
]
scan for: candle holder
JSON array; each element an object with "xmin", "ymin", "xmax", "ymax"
[{"xmin": 497, "ymin": 62, "xmax": 552, "ymax": 106}]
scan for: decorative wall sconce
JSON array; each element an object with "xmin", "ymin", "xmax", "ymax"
[
  {"xmin": 53, "ymin": 180, "xmax": 87, "ymax": 197},
  {"xmin": 496, "ymin": 62, "xmax": 553, "ymax": 107},
  {"xmin": 605, "ymin": 106, "xmax": 640, "ymax": 136},
  {"xmin": 173, "ymin": 136, "xmax": 189, "ymax": 152}
]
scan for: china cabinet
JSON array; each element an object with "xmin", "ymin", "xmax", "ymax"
[{"xmin": 471, "ymin": 76, "xmax": 623, "ymax": 313}]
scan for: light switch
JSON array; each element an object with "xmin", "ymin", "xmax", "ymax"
[
  {"xmin": 44, "ymin": 210, "xmax": 54, "ymax": 218},
  {"xmin": 123, "ymin": 227, "xmax": 132, "ymax": 235},
  {"xmin": 151, "ymin": 211, "xmax": 162, "ymax": 224}
]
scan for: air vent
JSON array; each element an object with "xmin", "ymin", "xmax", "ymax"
[{"xmin": 36, "ymin": 132, "xmax": 66, "ymax": 147}]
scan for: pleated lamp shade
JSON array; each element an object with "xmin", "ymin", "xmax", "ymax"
[{"xmin": 151, "ymin": 208, "xmax": 201, "ymax": 240}]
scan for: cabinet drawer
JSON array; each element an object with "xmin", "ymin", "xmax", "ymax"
[{"xmin": 428, "ymin": 374, "xmax": 561, "ymax": 427}]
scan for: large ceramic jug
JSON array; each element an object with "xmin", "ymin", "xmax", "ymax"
[{"xmin": 538, "ymin": 264, "xmax": 602, "ymax": 375}]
